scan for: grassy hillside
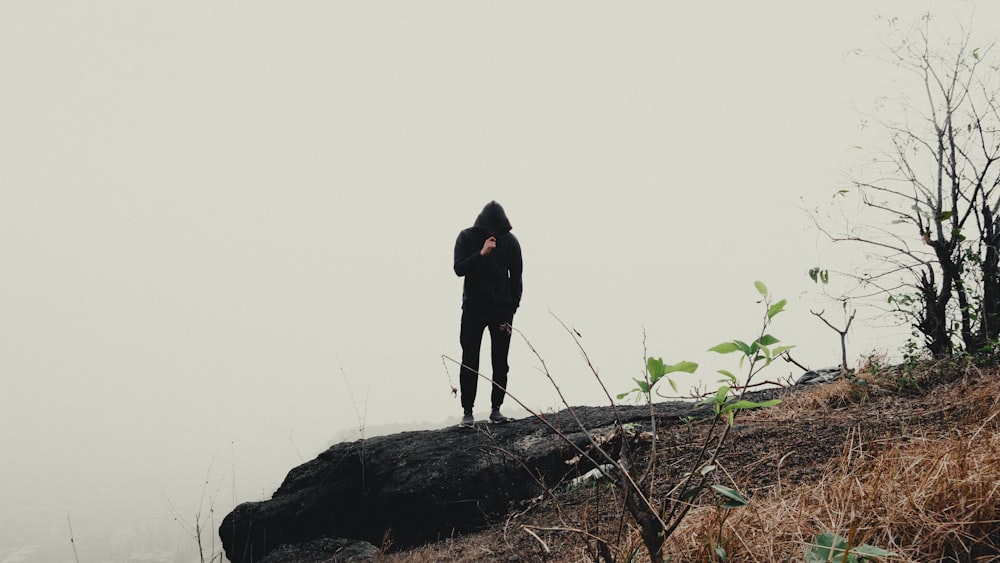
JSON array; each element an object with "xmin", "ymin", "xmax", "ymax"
[{"xmin": 385, "ymin": 358, "xmax": 1000, "ymax": 562}]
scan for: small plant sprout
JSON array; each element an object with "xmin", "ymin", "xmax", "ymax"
[
  {"xmin": 711, "ymin": 484, "xmax": 749, "ymax": 509},
  {"xmin": 617, "ymin": 357, "xmax": 699, "ymax": 402},
  {"xmin": 608, "ymin": 281, "xmax": 792, "ymax": 561},
  {"xmin": 806, "ymin": 531, "xmax": 897, "ymax": 562},
  {"xmin": 704, "ymin": 281, "xmax": 788, "ymax": 425}
]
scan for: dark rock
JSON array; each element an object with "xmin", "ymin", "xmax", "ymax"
[
  {"xmin": 258, "ymin": 538, "xmax": 378, "ymax": 563},
  {"xmin": 795, "ymin": 368, "xmax": 842, "ymax": 386},
  {"xmin": 219, "ymin": 397, "xmax": 784, "ymax": 563}
]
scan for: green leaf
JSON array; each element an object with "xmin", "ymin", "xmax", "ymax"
[
  {"xmin": 937, "ymin": 210, "xmax": 954, "ymax": 222},
  {"xmin": 679, "ymin": 485, "xmax": 703, "ymax": 503},
  {"xmin": 761, "ymin": 346, "xmax": 775, "ymax": 361},
  {"xmin": 646, "ymin": 357, "xmax": 666, "ymax": 381},
  {"xmin": 717, "ymin": 369, "xmax": 737, "ymax": 382},
  {"xmin": 709, "ymin": 342, "xmax": 741, "ymax": 354},
  {"xmin": 615, "ymin": 391, "xmax": 631, "ymax": 400},
  {"xmin": 853, "ymin": 544, "xmax": 897, "ymax": 557},
  {"xmin": 711, "ymin": 485, "xmax": 749, "ymax": 508},
  {"xmin": 715, "ymin": 546, "xmax": 727, "ymax": 561},
  {"xmin": 663, "ymin": 360, "xmax": 699, "ymax": 375},
  {"xmin": 767, "ymin": 299, "xmax": 787, "ymax": 320},
  {"xmin": 805, "ymin": 532, "xmax": 897, "ymax": 562},
  {"xmin": 733, "ymin": 340, "xmax": 752, "ymax": 355},
  {"xmin": 756, "ymin": 334, "xmax": 779, "ymax": 347},
  {"xmin": 715, "ymin": 386, "xmax": 731, "ymax": 413},
  {"xmin": 715, "ymin": 385, "xmax": 731, "ymax": 403},
  {"xmin": 805, "ymin": 532, "xmax": 844, "ymax": 562},
  {"xmin": 632, "ymin": 378, "xmax": 649, "ymax": 394},
  {"xmin": 700, "ymin": 386, "xmax": 730, "ymax": 411},
  {"xmin": 700, "ymin": 464, "xmax": 717, "ymax": 476},
  {"xmin": 771, "ymin": 345, "xmax": 796, "ymax": 357},
  {"xmin": 754, "ymin": 280, "xmax": 768, "ymax": 297},
  {"xmin": 723, "ymin": 399, "xmax": 782, "ymax": 413},
  {"xmin": 645, "ymin": 357, "xmax": 696, "ymax": 394}
]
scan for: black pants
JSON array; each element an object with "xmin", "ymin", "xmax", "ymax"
[{"xmin": 459, "ymin": 307, "xmax": 514, "ymax": 413}]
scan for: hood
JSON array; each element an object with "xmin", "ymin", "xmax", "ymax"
[{"xmin": 473, "ymin": 201, "xmax": 512, "ymax": 233}]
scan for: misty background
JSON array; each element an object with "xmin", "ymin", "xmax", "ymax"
[{"xmin": 2, "ymin": 2, "xmax": 997, "ymax": 560}]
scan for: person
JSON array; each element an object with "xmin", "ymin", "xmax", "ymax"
[{"xmin": 453, "ymin": 201, "xmax": 523, "ymax": 427}]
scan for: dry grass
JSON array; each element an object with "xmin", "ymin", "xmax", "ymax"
[
  {"xmin": 671, "ymin": 415, "xmax": 1000, "ymax": 560},
  {"xmin": 765, "ymin": 376, "xmax": 875, "ymax": 414},
  {"xmin": 385, "ymin": 361, "xmax": 1000, "ymax": 562}
]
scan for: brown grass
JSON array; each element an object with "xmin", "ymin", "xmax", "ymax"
[
  {"xmin": 385, "ymin": 361, "xmax": 1000, "ymax": 562},
  {"xmin": 670, "ymin": 414, "xmax": 1000, "ymax": 560}
]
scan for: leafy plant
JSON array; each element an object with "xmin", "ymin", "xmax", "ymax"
[
  {"xmin": 465, "ymin": 282, "xmax": 791, "ymax": 562},
  {"xmin": 701, "ymin": 281, "xmax": 788, "ymax": 422},
  {"xmin": 611, "ymin": 281, "xmax": 789, "ymax": 561},
  {"xmin": 806, "ymin": 532, "xmax": 896, "ymax": 562},
  {"xmin": 617, "ymin": 357, "xmax": 699, "ymax": 400},
  {"xmin": 711, "ymin": 485, "xmax": 749, "ymax": 509}
]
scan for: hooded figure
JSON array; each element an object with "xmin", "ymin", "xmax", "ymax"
[{"xmin": 453, "ymin": 201, "xmax": 523, "ymax": 426}]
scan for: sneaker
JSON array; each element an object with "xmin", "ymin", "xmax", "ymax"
[
  {"xmin": 489, "ymin": 409, "xmax": 511, "ymax": 424},
  {"xmin": 459, "ymin": 413, "xmax": 474, "ymax": 428}
]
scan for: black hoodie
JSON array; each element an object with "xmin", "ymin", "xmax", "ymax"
[{"xmin": 453, "ymin": 201, "xmax": 523, "ymax": 311}]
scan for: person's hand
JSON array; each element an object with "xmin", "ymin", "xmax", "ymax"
[{"xmin": 480, "ymin": 236, "xmax": 496, "ymax": 256}]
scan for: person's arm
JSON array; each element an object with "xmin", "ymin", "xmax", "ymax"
[
  {"xmin": 454, "ymin": 231, "xmax": 489, "ymax": 276},
  {"xmin": 509, "ymin": 236, "xmax": 523, "ymax": 309}
]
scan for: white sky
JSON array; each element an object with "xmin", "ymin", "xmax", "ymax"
[{"xmin": 2, "ymin": 0, "xmax": 997, "ymax": 552}]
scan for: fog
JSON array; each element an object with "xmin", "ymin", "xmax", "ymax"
[{"xmin": 2, "ymin": 2, "xmax": 996, "ymax": 561}]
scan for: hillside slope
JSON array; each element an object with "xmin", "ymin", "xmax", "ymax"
[{"xmin": 388, "ymin": 360, "xmax": 1000, "ymax": 562}]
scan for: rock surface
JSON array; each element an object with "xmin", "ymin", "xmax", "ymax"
[
  {"xmin": 218, "ymin": 398, "xmax": 788, "ymax": 563},
  {"xmin": 795, "ymin": 367, "xmax": 843, "ymax": 385},
  {"xmin": 258, "ymin": 538, "xmax": 378, "ymax": 563}
]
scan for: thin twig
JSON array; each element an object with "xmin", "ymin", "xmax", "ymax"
[
  {"xmin": 67, "ymin": 515, "xmax": 81, "ymax": 563},
  {"xmin": 522, "ymin": 526, "xmax": 551, "ymax": 554},
  {"xmin": 523, "ymin": 524, "xmax": 613, "ymax": 547}
]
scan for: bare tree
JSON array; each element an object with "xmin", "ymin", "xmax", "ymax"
[
  {"xmin": 819, "ymin": 15, "xmax": 1000, "ymax": 357},
  {"xmin": 811, "ymin": 306, "xmax": 856, "ymax": 371}
]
